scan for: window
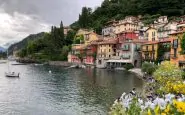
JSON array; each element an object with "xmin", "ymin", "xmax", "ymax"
[
  {"xmin": 109, "ymin": 55, "xmax": 111, "ymax": 58},
  {"xmin": 146, "ymin": 46, "xmax": 148, "ymax": 51},
  {"xmin": 109, "ymin": 49, "xmax": 111, "ymax": 52},
  {"xmin": 173, "ymin": 39, "xmax": 178, "ymax": 48},
  {"xmin": 152, "ymin": 45, "xmax": 154, "ymax": 51}
]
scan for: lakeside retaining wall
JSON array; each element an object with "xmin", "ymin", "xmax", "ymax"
[{"xmin": 48, "ymin": 61, "xmax": 75, "ymax": 67}]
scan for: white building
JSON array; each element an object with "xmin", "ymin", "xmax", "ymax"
[
  {"xmin": 158, "ymin": 21, "xmax": 177, "ymax": 39},
  {"xmin": 152, "ymin": 16, "xmax": 169, "ymax": 29}
]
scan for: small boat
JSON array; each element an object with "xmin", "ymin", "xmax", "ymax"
[
  {"xmin": 5, "ymin": 72, "xmax": 20, "ymax": 77},
  {"xmin": 5, "ymin": 50, "xmax": 20, "ymax": 77}
]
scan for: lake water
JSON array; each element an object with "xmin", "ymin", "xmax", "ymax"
[{"xmin": 0, "ymin": 63, "xmax": 143, "ymax": 115}]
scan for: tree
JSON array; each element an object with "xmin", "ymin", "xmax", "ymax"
[
  {"xmin": 78, "ymin": 7, "xmax": 92, "ymax": 28},
  {"xmin": 59, "ymin": 21, "xmax": 65, "ymax": 46},
  {"xmin": 65, "ymin": 30, "xmax": 76, "ymax": 45}
]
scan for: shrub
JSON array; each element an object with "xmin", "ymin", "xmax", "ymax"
[
  {"xmin": 124, "ymin": 63, "xmax": 134, "ymax": 70},
  {"xmin": 141, "ymin": 62, "xmax": 157, "ymax": 75},
  {"xmin": 182, "ymin": 72, "xmax": 185, "ymax": 80},
  {"xmin": 154, "ymin": 61, "xmax": 182, "ymax": 79}
]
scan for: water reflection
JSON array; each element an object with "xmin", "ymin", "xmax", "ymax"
[{"xmin": 0, "ymin": 64, "xmax": 143, "ymax": 115}]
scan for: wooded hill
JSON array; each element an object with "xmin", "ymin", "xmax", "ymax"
[{"xmin": 71, "ymin": 0, "xmax": 185, "ymax": 34}]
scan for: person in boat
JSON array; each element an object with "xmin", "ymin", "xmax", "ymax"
[{"xmin": 12, "ymin": 72, "xmax": 15, "ymax": 75}]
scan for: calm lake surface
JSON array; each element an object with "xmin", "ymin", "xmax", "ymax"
[{"xmin": 0, "ymin": 63, "xmax": 143, "ymax": 115}]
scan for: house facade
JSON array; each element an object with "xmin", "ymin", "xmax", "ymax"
[
  {"xmin": 170, "ymin": 31, "xmax": 185, "ymax": 67},
  {"xmin": 145, "ymin": 27, "xmax": 158, "ymax": 41},
  {"xmin": 117, "ymin": 31, "xmax": 139, "ymax": 42},
  {"xmin": 153, "ymin": 16, "xmax": 168, "ymax": 29},
  {"xmin": 107, "ymin": 40, "xmax": 144, "ymax": 68},
  {"xmin": 102, "ymin": 20, "xmax": 118, "ymax": 37},
  {"xmin": 158, "ymin": 21, "xmax": 177, "ymax": 39},
  {"xmin": 142, "ymin": 39, "xmax": 171, "ymax": 62},
  {"xmin": 96, "ymin": 39, "xmax": 117, "ymax": 68}
]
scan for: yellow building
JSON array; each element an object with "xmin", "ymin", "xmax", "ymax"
[
  {"xmin": 96, "ymin": 38, "xmax": 117, "ymax": 68},
  {"xmin": 142, "ymin": 41, "xmax": 159, "ymax": 61},
  {"xmin": 114, "ymin": 22, "xmax": 138, "ymax": 34},
  {"xmin": 145, "ymin": 27, "xmax": 158, "ymax": 41},
  {"xmin": 75, "ymin": 29, "xmax": 99, "ymax": 45},
  {"xmin": 142, "ymin": 39, "xmax": 171, "ymax": 61},
  {"xmin": 170, "ymin": 31, "xmax": 185, "ymax": 67}
]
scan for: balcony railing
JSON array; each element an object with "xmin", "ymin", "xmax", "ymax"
[{"xmin": 121, "ymin": 55, "xmax": 131, "ymax": 59}]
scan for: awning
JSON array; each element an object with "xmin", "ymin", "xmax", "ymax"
[
  {"xmin": 179, "ymin": 61, "xmax": 185, "ymax": 64},
  {"xmin": 106, "ymin": 60, "xmax": 132, "ymax": 63}
]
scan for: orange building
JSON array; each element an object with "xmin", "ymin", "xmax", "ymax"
[{"xmin": 170, "ymin": 31, "xmax": 185, "ymax": 67}]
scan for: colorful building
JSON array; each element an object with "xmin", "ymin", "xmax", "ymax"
[
  {"xmin": 96, "ymin": 38, "xmax": 117, "ymax": 68},
  {"xmin": 158, "ymin": 21, "xmax": 177, "ymax": 39},
  {"xmin": 145, "ymin": 27, "xmax": 158, "ymax": 41},
  {"xmin": 152, "ymin": 16, "xmax": 168, "ymax": 29},
  {"xmin": 170, "ymin": 31, "xmax": 185, "ymax": 67},
  {"xmin": 102, "ymin": 20, "xmax": 118, "ymax": 37},
  {"xmin": 142, "ymin": 39, "xmax": 171, "ymax": 62},
  {"xmin": 107, "ymin": 40, "xmax": 145, "ymax": 68},
  {"xmin": 117, "ymin": 31, "xmax": 139, "ymax": 42},
  {"xmin": 75, "ymin": 29, "xmax": 99, "ymax": 45}
]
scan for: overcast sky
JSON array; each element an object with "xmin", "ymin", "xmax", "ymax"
[{"xmin": 0, "ymin": 0, "xmax": 103, "ymax": 48}]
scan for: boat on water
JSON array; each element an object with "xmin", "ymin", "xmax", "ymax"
[
  {"xmin": 5, "ymin": 50, "xmax": 20, "ymax": 77},
  {"xmin": 5, "ymin": 72, "xmax": 20, "ymax": 77},
  {"xmin": 0, "ymin": 60, "xmax": 7, "ymax": 64}
]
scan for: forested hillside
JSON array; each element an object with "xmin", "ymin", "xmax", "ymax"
[
  {"xmin": 8, "ymin": 32, "xmax": 45, "ymax": 55},
  {"xmin": 16, "ymin": 21, "xmax": 76, "ymax": 61},
  {"xmin": 71, "ymin": 0, "xmax": 185, "ymax": 34}
]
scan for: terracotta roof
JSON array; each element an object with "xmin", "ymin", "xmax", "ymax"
[
  {"xmin": 177, "ymin": 21, "xmax": 185, "ymax": 25},
  {"xmin": 97, "ymin": 38, "xmax": 118, "ymax": 45},
  {"xmin": 145, "ymin": 27, "xmax": 157, "ymax": 31},
  {"xmin": 143, "ymin": 39, "xmax": 171, "ymax": 45},
  {"xmin": 116, "ymin": 30, "xmax": 138, "ymax": 34},
  {"xmin": 169, "ymin": 31, "xmax": 185, "ymax": 35}
]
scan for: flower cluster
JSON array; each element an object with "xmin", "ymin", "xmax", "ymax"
[{"xmin": 110, "ymin": 93, "xmax": 185, "ymax": 115}]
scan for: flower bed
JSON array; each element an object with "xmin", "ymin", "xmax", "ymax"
[{"xmin": 109, "ymin": 61, "xmax": 185, "ymax": 115}]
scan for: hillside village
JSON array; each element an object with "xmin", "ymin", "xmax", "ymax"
[{"xmin": 68, "ymin": 15, "xmax": 185, "ymax": 68}]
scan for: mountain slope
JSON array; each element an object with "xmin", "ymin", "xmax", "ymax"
[
  {"xmin": 8, "ymin": 32, "xmax": 46, "ymax": 55},
  {"xmin": 0, "ymin": 46, "xmax": 6, "ymax": 52}
]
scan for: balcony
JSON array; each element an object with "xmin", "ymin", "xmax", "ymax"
[{"xmin": 121, "ymin": 54, "xmax": 131, "ymax": 59}]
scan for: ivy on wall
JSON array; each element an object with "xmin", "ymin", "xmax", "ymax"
[{"xmin": 181, "ymin": 34, "xmax": 185, "ymax": 54}]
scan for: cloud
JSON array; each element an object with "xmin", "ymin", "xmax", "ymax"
[
  {"xmin": 0, "ymin": 0, "xmax": 103, "ymax": 47},
  {"xmin": 0, "ymin": 9, "xmax": 51, "ymax": 47}
]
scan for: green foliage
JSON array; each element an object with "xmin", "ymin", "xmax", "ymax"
[
  {"xmin": 127, "ymin": 98, "xmax": 141, "ymax": 115},
  {"xmin": 109, "ymin": 103, "xmax": 126, "ymax": 115},
  {"xmin": 8, "ymin": 32, "xmax": 45, "ymax": 55},
  {"xmin": 181, "ymin": 34, "xmax": 185, "ymax": 54},
  {"xmin": 65, "ymin": 30, "xmax": 76, "ymax": 45},
  {"xmin": 0, "ymin": 52, "xmax": 6, "ymax": 59},
  {"xmin": 142, "ymin": 62, "xmax": 157, "ymax": 75},
  {"xmin": 79, "ymin": 7, "xmax": 92, "ymax": 29},
  {"xmin": 154, "ymin": 61, "xmax": 182, "ymax": 78},
  {"xmin": 182, "ymin": 72, "xmax": 185, "ymax": 80},
  {"xmin": 74, "ymin": 35, "xmax": 84, "ymax": 44},
  {"xmin": 17, "ymin": 20, "xmax": 76, "ymax": 61},
  {"xmin": 123, "ymin": 63, "xmax": 134, "ymax": 70},
  {"xmin": 72, "ymin": 0, "xmax": 185, "ymax": 33},
  {"xmin": 157, "ymin": 43, "xmax": 171, "ymax": 61}
]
